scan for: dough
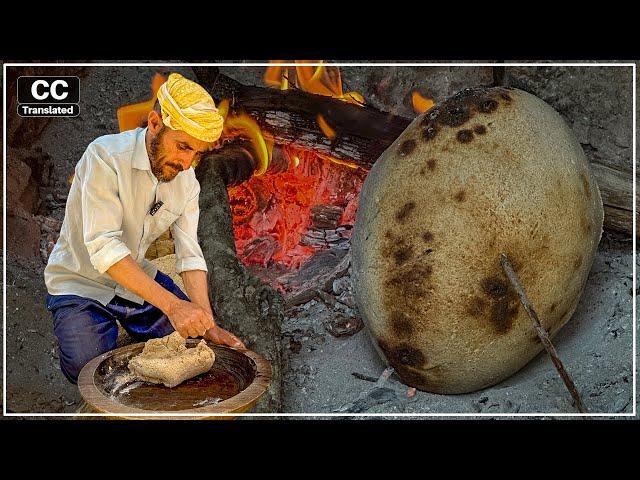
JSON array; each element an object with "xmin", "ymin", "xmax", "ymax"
[
  {"xmin": 351, "ymin": 86, "xmax": 603, "ymax": 394},
  {"xmin": 128, "ymin": 332, "xmax": 215, "ymax": 388},
  {"xmin": 149, "ymin": 254, "xmax": 185, "ymax": 292}
]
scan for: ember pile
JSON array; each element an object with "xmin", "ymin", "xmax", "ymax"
[
  {"xmin": 227, "ymin": 62, "xmax": 369, "ymax": 270},
  {"xmin": 229, "ymin": 146, "xmax": 366, "ymax": 269}
]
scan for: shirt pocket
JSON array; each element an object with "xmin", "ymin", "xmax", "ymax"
[{"xmin": 147, "ymin": 208, "xmax": 180, "ymax": 243}]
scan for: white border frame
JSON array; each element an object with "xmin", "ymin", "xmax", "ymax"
[{"xmin": 2, "ymin": 62, "xmax": 636, "ymax": 418}]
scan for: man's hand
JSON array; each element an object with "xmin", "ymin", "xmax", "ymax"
[
  {"xmin": 176, "ymin": 270, "xmax": 244, "ymax": 348},
  {"xmin": 204, "ymin": 325, "xmax": 246, "ymax": 350},
  {"xmin": 166, "ymin": 299, "xmax": 215, "ymax": 338}
]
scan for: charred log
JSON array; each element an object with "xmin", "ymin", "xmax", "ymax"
[
  {"xmin": 193, "ymin": 67, "xmax": 409, "ymax": 168},
  {"xmin": 310, "ymin": 205, "xmax": 343, "ymax": 230},
  {"xmin": 206, "ymin": 140, "xmax": 258, "ymax": 187},
  {"xmin": 205, "ymin": 140, "xmax": 293, "ymax": 187}
]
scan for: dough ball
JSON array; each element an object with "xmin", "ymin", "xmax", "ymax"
[
  {"xmin": 128, "ymin": 332, "xmax": 215, "ymax": 388},
  {"xmin": 351, "ymin": 87, "xmax": 603, "ymax": 394}
]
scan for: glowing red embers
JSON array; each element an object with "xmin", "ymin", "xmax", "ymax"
[
  {"xmin": 228, "ymin": 147, "xmax": 365, "ymax": 270},
  {"xmin": 228, "ymin": 184, "xmax": 258, "ymax": 223}
]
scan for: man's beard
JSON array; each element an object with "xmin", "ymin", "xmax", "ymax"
[{"xmin": 149, "ymin": 127, "xmax": 182, "ymax": 183}]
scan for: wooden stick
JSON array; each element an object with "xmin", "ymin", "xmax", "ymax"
[{"xmin": 500, "ymin": 253, "xmax": 588, "ymax": 413}]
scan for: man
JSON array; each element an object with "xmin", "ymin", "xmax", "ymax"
[{"xmin": 44, "ymin": 73, "xmax": 245, "ymax": 384}]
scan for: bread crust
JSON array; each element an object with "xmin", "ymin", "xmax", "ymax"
[{"xmin": 352, "ymin": 87, "xmax": 604, "ymax": 394}]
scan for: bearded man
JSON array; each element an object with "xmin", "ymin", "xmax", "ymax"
[{"xmin": 44, "ymin": 73, "xmax": 245, "ymax": 384}]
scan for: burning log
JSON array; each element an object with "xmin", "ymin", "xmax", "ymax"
[
  {"xmin": 310, "ymin": 205, "xmax": 343, "ymax": 230},
  {"xmin": 300, "ymin": 226, "xmax": 352, "ymax": 250},
  {"xmin": 193, "ymin": 67, "xmax": 409, "ymax": 168},
  {"xmin": 193, "ymin": 67, "xmax": 632, "ymax": 235}
]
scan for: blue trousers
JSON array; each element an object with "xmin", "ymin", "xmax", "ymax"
[{"xmin": 45, "ymin": 270, "xmax": 189, "ymax": 384}]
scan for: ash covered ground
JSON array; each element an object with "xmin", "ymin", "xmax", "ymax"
[{"xmin": 2, "ymin": 63, "xmax": 635, "ymax": 417}]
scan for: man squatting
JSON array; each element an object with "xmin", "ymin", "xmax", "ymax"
[{"xmin": 44, "ymin": 73, "xmax": 245, "ymax": 384}]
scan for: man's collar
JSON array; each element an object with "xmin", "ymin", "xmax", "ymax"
[{"xmin": 132, "ymin": 127, "xmax": 151, "ymax": 171}]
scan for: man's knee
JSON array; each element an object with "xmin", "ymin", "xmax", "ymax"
[
  {"xmin": 50, "ymin": 300, "xmax": 118, "ymax": 384},
  {"xmin": 58, "ymin": 334, "xmax": 116, "ymax": 384}
]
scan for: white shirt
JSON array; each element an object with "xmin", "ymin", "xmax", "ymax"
[{"xmin": 44, "ymin": 127, "xmax": 208, "ymax": 306}]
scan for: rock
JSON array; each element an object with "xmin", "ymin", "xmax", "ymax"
[
  {"xmin": 332, "ymin": 276, "xmax": 352, "ymax": 296},
  {"xmin": 322, "ymin": 313, "xmax": 364, "ymax": 338},
  {"xmin": 504, "ymin": 66, "xmax": 633, "ymax": 234},
  {"xmin": 341, "ymin": 65, "xmax": 495, "ymax": 118},
  {"xmin": 196, "ymin": 160, "xmax": 284, "ymax": 413},
  {"xmin": 504, "ymin": 66, "xmax": 632, "ymax": 175},
  {"xmin": 7, "ymin": 156, "xmax": 32, "ymax": 203},
  {"xmin": 7, "ymin": 206, "xmax": 41, "ymax": 261},
  {"xmin": 352, "ymin": 86, "xmax": 604, "ymax": 394}
]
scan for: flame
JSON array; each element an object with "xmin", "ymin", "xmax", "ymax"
[
  {"xmin": 223, "ymin": 111, "xmax": 271, "ymax": 176},
  {"xmin": 411, "ymin": 90, "xmax": 435, "ymax": 114},
  {"xmin": 280, "ymin": 68, "xmax": 289, "ymax": 90},
  {"xmin": 264, "ymin": 61, "xmax": 286, "ymax": 88},
  {"xmin": 341, "ymin": 91, "xmax": 365, "ymax": 105},
  {"xmin": 323, "ymin": 155, "xmax": 358, "ymax": 170},
  {"xmin": 217, "ymin": 98, "xmax": 230, "ymax": 120},
  {"xmin": 218, "ymin": 98, "xmax": 272, "ymax": 176},
  {"xmin": 218, "ymin": 62, "xmax": 367, "ymax": 177},
  {"xmin": 316, "ymin": 114, "xmax": 336, "ymax": 140},
  {"xmin": 265, "ymin": 61, "xmax": 365, "ymax": 106},
  {"xmin": 295, "ymin": 61, "xmax": 337, "ymax": 97},
  {"xmin": 117, "ymin": 73, "xmax": 167, "ymax": 131}
]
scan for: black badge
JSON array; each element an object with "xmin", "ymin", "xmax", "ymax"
[{"xmin": 149, "ymin": 201, "xmax": 164, "ymax": 216}]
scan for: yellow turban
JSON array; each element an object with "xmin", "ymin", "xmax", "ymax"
[{"xmin": 156, "ymin": 73, "xmax": 224, "ymax": 143}]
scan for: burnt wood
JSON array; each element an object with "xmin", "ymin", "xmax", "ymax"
[{"xmin": 193, "ymin": 67, "xmax": 632, "ymax": 235}]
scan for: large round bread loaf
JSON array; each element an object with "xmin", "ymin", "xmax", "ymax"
[{"xmin": 351, "ymin": 86, "xmax": 604, "ymax": 394}]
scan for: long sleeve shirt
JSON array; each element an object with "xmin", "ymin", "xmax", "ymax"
[{"xmin": 44, "ymin": 127, "xmax": 208, "ymax": 306}]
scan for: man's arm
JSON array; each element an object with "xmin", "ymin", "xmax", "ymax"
[
  {"xmin": 107, "ymin": 256, "xmax": 213, "ymax": 338},
  {"xmin": 180, "ymin": 269, "xmax": 245, "ymax": 349},
  {"xmin": 180, "ymin": 269, "xmax": 212, "ymax": 315}
]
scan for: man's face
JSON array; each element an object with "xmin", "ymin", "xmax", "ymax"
[{"xmin": 147, "ymin": 119, "xmax": 219, "ymax": 183}]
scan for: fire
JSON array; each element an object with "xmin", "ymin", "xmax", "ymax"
[
  {"xmin": 219, "ymin": 61, "xmax": 370, "ymax": 270},
  {"xmin": 316, "ymin": 114, "xmax": 337, "ymax": 140},
  {"xmin": 117, "ymin": 73, "xmax": 167, "ymax": 131},
  {"xmin": 264, "ymin": 61, "xmax": 290, "ymax": 90},
  {"xmin": 214, "ymin": 99, "xmax": 273, "ymax": 175},
  {"xmin": 411, "ymin": 90, "xmax": 435, "ymax": 114},
  {"xmin": 116, "ymin": 71, "xmax": 368, "ymax": 273},
  {"xmin": 264, "ymin": 61, "xmax": 365, "ymax": 106},
  {"xmin": 264, "ymin": 60, "xmax": 285, "ymax": 87},
  {"xmin": 228, "ymin": 145, "xmax": 367, "ymax": 270}
]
